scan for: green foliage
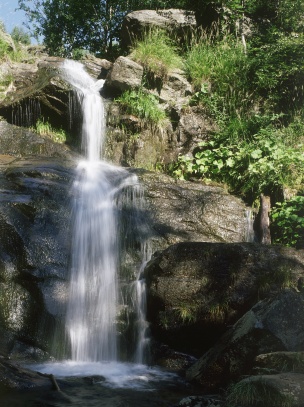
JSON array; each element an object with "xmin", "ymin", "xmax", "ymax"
[
  {"xmin": 131, "ymin": 29, "xmax": 182, "ymax": 79},
  {"xmin": 32, "ymin": 119, "xmax": 67, "ymax": 143},
  {"xmin": 185, "ymin": 36, "xmax": 251, "ymax": 117},
  {"xmin": 0, "ymin": 37, "xmax": 8, "ymax": 59},
  {"xmin": 227, "ymin": 377, "xmax": 294, "ymax": 407},
  {"xmin": 208, "ymin": 300, "xmax": 229, "ymax": 322},
  {"xmin": 171, "ymin": 126, "xmax": 304, "ymax": 202},
  {"xmin": 250, "ymin": 35, "xmax": 304, "ymax": 116},
  {"xmin": 116, "ymin": 89, "xmax": 166, "ymax": 125},
  {"xmin": 174, "ymin": 303, "xmax": 199, "ymax": 323},
  {"xmin": 11, "ymin": 26, "xmax": 31, "ymax": 45},
  {"xmin": 271, "ymin": 196, "xmax": 304, "ymax": 247},
  {"xmin": 18, "ymin": 0, "xmax": 186, "ymax": 58}
]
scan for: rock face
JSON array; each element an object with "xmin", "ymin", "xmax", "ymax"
[
  {"xmin": 0, "ymin": 121, "xmax": 75, "ymax": 159},
  {"xmin": 121, "ymin": 9, "xmax": 197, "ymax": 50},
  {"xmin": 104, "ymin": 56, "xmax": 144, "ymax": 94},
  {"xmin": 0, "ymin": 156, "xmax": 74, "ymax": 358},
  {"xmin": 0, "ymin": 54, "xmax": 110, "ymax": 135},
  {"xmin": 186, "ymin": 289, "xmax": 304, "ymax": 390},
  {"xmin": 137, "ymin": 171, "xmax": 251, "ymax": 248},
  {"xmin": 144, "ymin": 242, "xmax": 304, "ymax": 356}
]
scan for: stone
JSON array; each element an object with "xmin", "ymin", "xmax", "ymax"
[
  {"xmin": 121, "ymin": 9, "xmax": 197, "ymax": 50},
  {"xmin": 144, "ymin": 242, "xmax": 304, "ymax": 356},
  {"xmin": 0, "ymin": 359, "xmax": 51, "ymax": 391},
  {"xmin": 138, "ymin": 171, "xmax": 252, "ymax": 248},
  {"xmin": 254, "ymin": 351, "xmax": 304, "ymax": 375},
  {"xmin": 186, "ymin": 289, "xmax": 304, "ymax": 390},
  {"xmin": 104, "ymin": 56, "xmax": 143, "ymax": 94},
  {"xmin": 176, "ymin": 395, "xmax": 224, "ymax": 407}
]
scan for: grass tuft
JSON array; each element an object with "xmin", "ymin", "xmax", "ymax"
[
  {"xmin": 227, "ymin": 377, "xmax": 294, "ymax": 407},
  {"xmin": 131, "ymin": 29, "xmax": 182, "ymax": 79}
]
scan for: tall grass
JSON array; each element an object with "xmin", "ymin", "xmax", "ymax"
[
  {"xmin": 131, "ymin": 29, "xmax": 182, "ymax": 79},
  {"xmin": 185, "ymin": 36, "xmax": 251, "ymax": 117}
]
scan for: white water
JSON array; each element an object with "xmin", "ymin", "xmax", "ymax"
[
  {"xmin": 62, "ymin": 60, "xmax": 149, "ymax": 363},
  {"xmin": 26, "ymin": 360, "xmax": 178, "ymax": 390}
]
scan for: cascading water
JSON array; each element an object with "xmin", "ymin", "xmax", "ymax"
[
  {"xmin": 25, "ymin": 61, "xmax": 179, "ymax": 394},
  {"xmin": 62, "ymin": 60, "xmax": 149, "ymax": 363}
]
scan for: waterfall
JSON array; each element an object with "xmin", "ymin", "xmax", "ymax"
[{"xmin": 63, "ymin": 60, "xmax": 149, "ymax": 363}]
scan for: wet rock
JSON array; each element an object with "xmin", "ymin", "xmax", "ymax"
[
  {"xmin": 0, "ymin": 157, "xmax": 75, "ymax": 356},
  {"xmin": 186, "ymin": 289, "xmax": 304, "ymax": 390},
  {"xmin": 152, "ymin": 343, "xmax": 197, "ymax": 374},
  {"xmin": 0, "ymin": 359, "xmax": 52, "ymax": 391},
  {"xmin": 176, "ymin": 395, "xmax": 224, "ymax": 407}
]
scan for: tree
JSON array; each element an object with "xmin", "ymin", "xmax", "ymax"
[
  {"xmin": 11, "ymin": 26, "xmax": 31, "ymax": 45},
  {"xmin": 18, "ymin": 0, "xmax": 186, "ymax": 58}
]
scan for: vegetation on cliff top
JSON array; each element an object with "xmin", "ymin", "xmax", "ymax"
[{"xmin": 3, "ymin": 1, "xmax": 304, "ymax": 247}]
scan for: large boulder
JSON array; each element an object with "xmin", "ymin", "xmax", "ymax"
[
  {"xmin": 104, "ymin": 56, "xmax": 144, "ymax": 94},
  {"xmin": 121, "ymin": 9, "xmax": 197, "ymax": 50},
  {"xmin": 138, "ymin": 172, "xmax": 253, "ymax": 249},
  {"xmin": 144, "ymin": 242, "xmax": 304, "ymax": 356},
  {"xmin": 186, "ymin": 289, "xmax": 304, "ymax": 390},
  {"xmin": 0, "ymin": 120, "xmax": 75, "ymax": 159}
]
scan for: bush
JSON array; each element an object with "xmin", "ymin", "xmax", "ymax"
[
  {"xmin": 271, "ymin": 196, "xmax": 304, "ymax": 248},
  {"xmin": 227, "ymin": 377, "xmax": 294, "ymax": 407},
  {"xmin": 171, "ymin": 126, "xmax": 304, "ymax": 204}
]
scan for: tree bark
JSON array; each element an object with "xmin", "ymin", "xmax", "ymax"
[{"xmin": 258, "ymin": 194, "xmax": 271, "ymax": 244}]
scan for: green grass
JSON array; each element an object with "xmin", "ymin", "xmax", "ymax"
[
  {"xmin": 32, "ymin": 119, "xmax": 67, "ymax": 143},
  {"xmin": 131, "ymin": 29, "xmax": 182, "ymax": 79},
  {"xmin": 185, "ymin": 36, "xmax": 250, "ymax": 116},
  {"xmin": 227, "ymin": 377, "xmax": 294, "ymax": 407},
  {"xmin": 116, "ymin": 89, "xmax": 167, "ymax": 125}
]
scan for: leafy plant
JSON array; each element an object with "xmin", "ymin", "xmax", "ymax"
[
  {"xmin": 227, "ymin": 377, "xmax": 294, "ymax": 407},
  {"xmin": 131, "ymin": 29, "xmax": 182, "ymax": 80},
  {"xmin": 115, "ymin": 89, "xmax": 166, "ymax": 125},
  {"xmin": 271, "ymin": 196, "xmax": 304, "ymax": 247},
  {"xmin": 171, "ymin": 127, "xmax": 304, "ymax": 203}
]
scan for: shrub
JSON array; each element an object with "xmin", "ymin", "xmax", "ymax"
[
  {"xmin": 11, "ymin": 26, "xmax": 31, "ymax": 45},
  {"xmin": 271, "ymin": 196, "xmax": 304, "ymax": 247},
  {"xmin": 171, "ymin": 128, "xmax": 304, "ymax": 203}
]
